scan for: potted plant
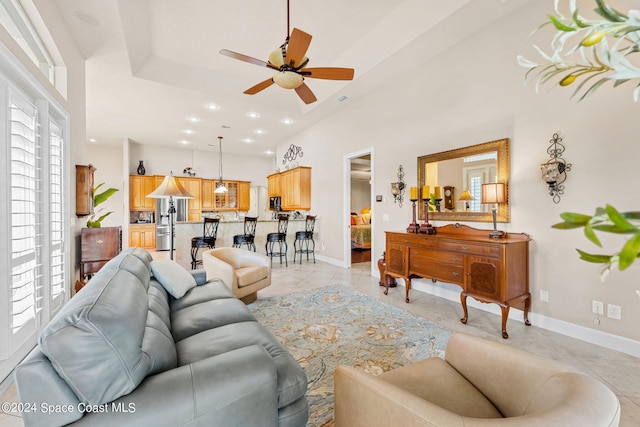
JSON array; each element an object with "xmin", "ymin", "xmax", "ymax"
[{"xmin": 86, "ymin": 183, "xmax": 119, "ymax": 228}]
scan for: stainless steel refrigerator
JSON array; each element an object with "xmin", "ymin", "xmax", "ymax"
[{"xmin": 155, "ymin": 198, "xmax": 188, "ymax": 250}]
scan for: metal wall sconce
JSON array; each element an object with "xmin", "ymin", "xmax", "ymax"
[
  {"xmin": 390, "ymin": 165, "xmax": 405, "ymax": 207},
  {"xmin": 541, "ymin": 133, "xmax": 571, "ymax": 204}
]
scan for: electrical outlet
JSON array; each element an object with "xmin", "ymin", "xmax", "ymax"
[
  {"xmin": 592, "ymin": 301, "xmax": 604, "ymax": 315},
  {"xmin": 539, "ymin": 290, "xmax": 549, "ymax": 302},
  {"xmin": 607, "ymin": 304, "xmax": 621, "ymax": 320}
]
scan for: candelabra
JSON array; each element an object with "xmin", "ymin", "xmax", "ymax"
[
  {"xmin": 419, "ymin": 197, "xmax": 436, "ymax": 235},
  {"xmin": 406, "ymin": 196, "xmax": 420, "ymax": 233}
]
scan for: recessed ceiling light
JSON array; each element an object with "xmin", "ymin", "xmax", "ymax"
[
  {"xmin": 206, "ymin": 103, "xmax": 220, "ymax": 110},
  {"xmin": 183, "ymin": 129, "xmax": 194, "ymax": 135},
  {"xmin": 88, "ymin": 138, "xmax": 96, "ymax": 143},
  {"xmin": 336, "ymin": 95, "xmax": 349, "ymax": 102},
  {"xmin": 221, "ymin": 124, "xmax": 231, "ymax": 129},
  {"xmin": 247, "ymin": 112, "xmax": 260, "ymax": 119},
  {"xmin": 265, "ymin": 150, "xmax": 274, "ymax": 155},
  {"xmin": 179, "ymin": 140, "xmax": 191, "ymax": 145},
  {"xmin": 187, "ymin": 116, "xmax": 201, "ymax": 123},
  {"xmin": 254, "ymin": 129, "xmax": 265, "ymax": 134},
  {"xmin": 243, "ymin": 138, "xmax": 254, "ymax": 144},
  {"xmin": 281, "ymin": 118, "xmax": 294, "ymax": 125}
]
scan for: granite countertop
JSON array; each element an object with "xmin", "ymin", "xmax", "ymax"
[{"xmin": 177, "ymin": 218, "xmax": 307, "ymax": 224}]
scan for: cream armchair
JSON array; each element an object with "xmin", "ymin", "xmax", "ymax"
[
  {"xmin": 202, "ymin": 247, "xmax": 271, "ymax": 304},
  {"xmin": 334, "ymin": 332, "xmax": 620, "ymax": 427}
]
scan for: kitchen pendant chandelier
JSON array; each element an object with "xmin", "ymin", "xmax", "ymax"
[{"xmin": 214, "ymin": 136, "xmax": 228, "ymax": 194}]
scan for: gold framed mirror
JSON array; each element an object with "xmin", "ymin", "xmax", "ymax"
[{"xmin": 418, "ymin": 138, "xmax": 510, "ymax": 223}]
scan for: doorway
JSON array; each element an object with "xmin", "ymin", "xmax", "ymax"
[{"xmin": 344, "ymin": 149, "xmax": 373, "ymax": 268}]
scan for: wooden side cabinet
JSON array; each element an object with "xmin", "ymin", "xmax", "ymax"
[
  {"xmin": 76, "ymin": 164, "xmax": 96, "ymax": 216},
  {"xmin": 78, "ymin": 227, "xmax": 122, "ymax": 292},
  {"xmin": 385, "ymin": 225, "xmax": 531, "ymax": 339}
]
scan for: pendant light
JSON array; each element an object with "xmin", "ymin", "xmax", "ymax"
[{"xmin": 214, "ymin": 136, "xmax": 228, "ymax": 193}]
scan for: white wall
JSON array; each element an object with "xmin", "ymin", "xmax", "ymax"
[
  {"xmin": 128, "ymin": 142, "xmax": 274, "ymax": 186},
  {"xmin": 86, "ymin": 144, "xmax": 125, "ymax": 229},
  {"xmin": 276, "ymin": 1, "xmax": 640, "ymax": 344}
]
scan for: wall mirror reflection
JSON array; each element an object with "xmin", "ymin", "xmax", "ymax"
[{"xmin": 417, "ymin": 138, "xmax": 510, "ymax": 223}]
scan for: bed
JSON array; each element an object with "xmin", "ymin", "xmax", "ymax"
[{"xmin": 350, "ymin": 213, "xmax": 371, "ymax": 249}]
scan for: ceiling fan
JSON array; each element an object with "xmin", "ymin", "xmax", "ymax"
[{"xmin": 219, "ymin": 0, "xmax": 354, "ymax": 104}]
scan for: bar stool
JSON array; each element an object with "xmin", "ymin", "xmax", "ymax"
[
  {"xmin": 265, "ymin": 214, "xmax": 289, "ymax": 266},
  {"xmin": 233, "ymin": 216, "xmax": 258, "ymax": 251},
  {"xmin": 294, "ymin": 215, "xmax": 316, "ymax": 264},
  {"xmin": 190, "ymin": 218, "xmax": 219, "ymax": 269}
]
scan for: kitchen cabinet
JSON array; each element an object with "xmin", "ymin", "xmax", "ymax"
[
  {"xmin": 211, "ymin": 180, "xmax": 251, "ymax": 211},
  {"xmin": 385, "ymin": 225, "xmax": 531, "ymax": 339},
  {"xmin": 177, "ymin": 177, "xmax": 202, "ymax": 222},
  {"xmin": 129, "ymin": 224, "xmax": 156, "ymax": 249},
  {"xmin": 130, "ymin": 175, "xmax": 157, "ymax": 211},
  {"xmin": 280, "ymin": 167, "xmax": 311, "ymax": 210},
  {"xmin": 268, "ymin": 173, "xmax": 281, "ymax": 197},
  {"xmin": 201, "ymin": 179, "xmax": 215, "ymax": 211}
]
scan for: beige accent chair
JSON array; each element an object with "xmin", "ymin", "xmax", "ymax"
[
  {"xmin": 202, "ymin": 247, "xmax": 271, "ymax": 304},
  {"xmin": 334, "ymin": 332, "xmax": 620, "ymax": 427}
]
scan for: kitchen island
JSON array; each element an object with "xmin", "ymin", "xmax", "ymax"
[{"xmin": 170, "ymin": 218, "xmax": 312, "ymax": 269}]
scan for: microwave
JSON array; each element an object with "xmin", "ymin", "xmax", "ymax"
[{"xmin": 269, "ymin": 196, "xmax": 281, "ymax": 211}]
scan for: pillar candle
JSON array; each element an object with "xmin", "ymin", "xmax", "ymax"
[
  {"xmin": 410, "ymin": 187, "xmax": 418, "ymax": 200},
  {"xmin": 422, "ymin": 185, "xmax": 430, "ymax": 199},
  {"xmin": 434, "ymin": 186, "xmax": 442, "ymax": 199}
]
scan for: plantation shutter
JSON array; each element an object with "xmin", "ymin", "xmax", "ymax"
[
  {"xmin": 48, "ymin": 118, "xmax": 65, "ymax": 314},
  {"xmin": 9, "ymin": 89, "xmax": 42, "ymax": 348}
]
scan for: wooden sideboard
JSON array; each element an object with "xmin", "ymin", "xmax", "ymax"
[{"xmin": 385, "ymin": 225, "xmax": 531, "ymax": 339}]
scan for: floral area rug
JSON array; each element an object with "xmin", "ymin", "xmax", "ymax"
[{"xmin": 249, "ymin": 285, "xmax": 452, "ymax": 427}]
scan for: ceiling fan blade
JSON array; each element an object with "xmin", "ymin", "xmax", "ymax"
[
  {"xmin": 286, "ymin": 28, "xmax": 312, "ymax": 68},
  {"xmin": 300, "ymin": 67, "xmax": 354, "ymax": 80},
  {"xmin": 295, "ymin": 83, "xmax": 317, "ymax": 104},
  {"xmin": 220, "ymin": 49, "xmax": 277, "ymax": 70},
  {"xmin": 244, "ymin": 78, "xmax": 275, "ymax": 95}
]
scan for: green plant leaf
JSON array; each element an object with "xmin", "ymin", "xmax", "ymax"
[
  {"xmin": 548, "ymin": 14, "xmax": 576, "ymax": 32},
  {"xmin": 576, "ymin": 249, "xmax": 612, "ymax": 263},
  {"xmin": 559, "ymin": 212, "xmax": 592, "ymax": 224},
  {"xmin": 619, "ymin": 232, "xmax": 640, "ymax": 270},
  {"xmin": 552, "ymin": 221, "xmax": 586, "ymax": 230},
  {"xmin": 592, "ymin": 224, "xmax": 639, "ymax": 234},
  {"xmin": 605, "ymin": 204, "xmax": 637, "ymax": 232},
  {"xmin": 594, "ymin": 0, "xmax": 627, "ymax": 23},
  {"xmin": 572, "ymin": 9, "xmax": 589, "ymax": 28},
  {"xmin": 94, "ymin": 187, "xmax": 118, "ymax": 207},
  {"xmin": 584, "ymin": 223, "xmax": 602, "ymax": 247}
]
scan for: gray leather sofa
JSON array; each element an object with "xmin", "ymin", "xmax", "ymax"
[{"xmin": 14, "ymin": 247, "xmax": 308, "ymax": 427}]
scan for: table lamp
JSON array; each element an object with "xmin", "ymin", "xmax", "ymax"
[
  {"xmin": 147, "ymin": 173, "xmax": 194, "ymax": 260},
  {"xmin": 481, "ymin": 183, "xmax": 506, "ymax": 238}
]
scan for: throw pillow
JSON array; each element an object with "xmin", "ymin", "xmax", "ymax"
[{"xmin": 150, "ymin": 260, "xmax": 196, "ymax": 299}]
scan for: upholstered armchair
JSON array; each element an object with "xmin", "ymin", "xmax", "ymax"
[
  {"xmin": 202, "ymin": 247, "xmax": 271, "ymax": 304},
  {"xmin": 334, "ymin": 332, "xmax": 620, "ymax": 427}
]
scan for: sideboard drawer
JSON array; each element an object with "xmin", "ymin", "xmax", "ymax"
[
  {"xmin": 420, "ymin": 240, "xmax": 500, "ymax": 258},
  {"xmin": 410, "ymin": 248, "xmax": 463, "ymax": 265},
  {"xmin": 409, "ymin": 258, "xmax": 464, "ymax": 284}
]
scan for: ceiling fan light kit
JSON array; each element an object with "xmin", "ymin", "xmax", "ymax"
[{"xmin": 219, "ymin": 1, "xmax": 354, "ymax": 104}]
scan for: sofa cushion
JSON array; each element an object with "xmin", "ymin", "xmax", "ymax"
[
  {"xmin": 236, "ymin": 266, "xmax": 269, "ymax": 288},
  {"xmin": 151, "ymin": 259, "xmax": 197, "ymax": 298},
  {"xmin": 176, "ymin": 321, "xmax": 307, "ymax": 409},
  {"xmin": 39, "ymin": 267, "xmax": 152, "ymax": 406},
  {"xmin": 380, "ymin": 357, "xmax": 502, "ymax": 419},
  {"xmin": 170, "ymin": 279, "xmax": 235, "ymax": 312},
  {"xmin": 171, "ymin": 298, "xmax": 258, "ymax": 342}
]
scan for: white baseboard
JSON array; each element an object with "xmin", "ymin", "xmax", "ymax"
[{"xmin": 408, "ymin": 279, "xmax": 640, "ymax": 358}]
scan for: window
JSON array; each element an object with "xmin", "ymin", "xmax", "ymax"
[
  {"xmin": 0, "ymin": 52, "xmax": 69, "ymax": 382},
  {"xmin": 0, "ymin": 0, "xmax": 55, "ymax": 84}
]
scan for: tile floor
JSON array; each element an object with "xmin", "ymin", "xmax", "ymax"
[{"xmin": 2, "ymin": 259, "xmax": 639, "ymax": 426}]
